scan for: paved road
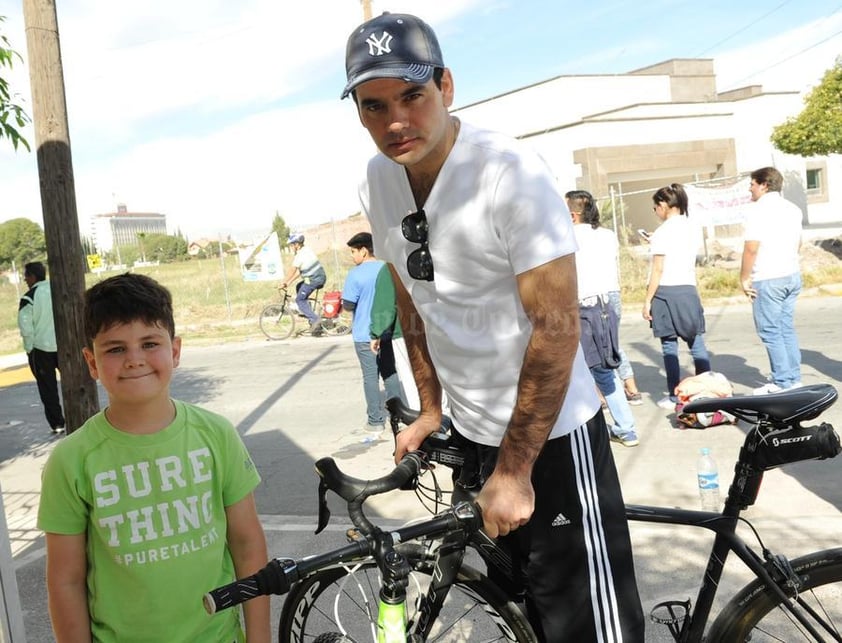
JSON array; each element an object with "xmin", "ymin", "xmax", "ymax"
[{"xmin": 2, "ymin": 293, "xmax": 841, "ymax": 641}]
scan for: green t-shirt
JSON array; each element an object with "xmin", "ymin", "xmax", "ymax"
[
  {"xmin": 370, "ymin": 263, "xmax": 403, "ymax": 340},
  {"xmin": 37, "ymin": 400, "xmax": 261, "ymax": 642}
]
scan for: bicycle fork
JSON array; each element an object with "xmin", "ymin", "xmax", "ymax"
[{"xmin": 370, "ymin": 529, "xmax": 467, "ymax": 643}]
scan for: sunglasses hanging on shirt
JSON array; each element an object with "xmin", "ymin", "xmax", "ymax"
[{"xmin": 401, "ymin": 209, "xmax": 434, "ymax": 281}]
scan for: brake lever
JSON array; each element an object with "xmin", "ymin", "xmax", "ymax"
[{"xmin": 315, "ymin": 477, "xmax": 331, "ymax": 535}]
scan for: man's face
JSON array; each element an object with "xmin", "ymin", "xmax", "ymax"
[
  {"xmin": 24, "ymin": 273, "xmax": 36, "ymax": 288},
  {"xmin": 349, "ymin": 247, "xmax": 366, "ymax": 266},
  {"xmin": 749, "ymin": 179, "xmax": 768, "ymax": 202},
  {"xmin": 354, "ymin": 70, "xmax": 455, "ymax": 173}
]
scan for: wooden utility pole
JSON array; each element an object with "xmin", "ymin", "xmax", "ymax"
[
  {"xmin": 361, "ymin": 0, "xmax": 372, "ymax": 21},
  {"xmin": 22, "ymin": 0, "xmax": 99, "ymax": 433}
]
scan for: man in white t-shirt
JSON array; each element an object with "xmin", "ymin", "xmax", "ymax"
[
  {"xmin": 740, "ymin": 166, "xmax": 803, "ymax": 393},
  {"xmin": 341, "ymin": 12, "xmax": 643, "ymax": 640}
]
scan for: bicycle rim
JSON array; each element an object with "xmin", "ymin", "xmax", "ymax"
[
  {"xmin": 260, "ymin": 304, "xmax": 295, "ymax": 340},
  {"xmin": 321, "ymin": 316, "xmax": 351, "ymax": 337},
  {"xmin": 707, "ymin": 548, "xmax": 842, "ymax": 642},
  {"xmin": 278, "ymin": 556, "xmax": 535, "ymax": 642}
]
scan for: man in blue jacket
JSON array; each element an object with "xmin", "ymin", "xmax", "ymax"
[{"xmin": 18, "ymin": 261, "xmax": 65, "ymax": 434}]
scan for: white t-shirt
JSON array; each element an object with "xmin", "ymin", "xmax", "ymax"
[
  {"xmin": 573, "ymin": 224, "xmax": 620, "ymax": 299},
  {"xmin": 648, "ymin": 215, "xmax": 700, "ymax": 286},
  {"xmin": 360, "ymin": 121, "xmax": 599, "ymax": 446},
  {"xmin": 743, "ymin": 192, "xmax": 802, "ymax": 280}
]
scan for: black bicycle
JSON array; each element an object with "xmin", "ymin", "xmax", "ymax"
[
  {"xmin": 205, "ymin": 384, "xmax": 842, "ymax": 642},
  {"xmin": 259, "ymin": 286, "xmax": 350, "ymax": 340}
]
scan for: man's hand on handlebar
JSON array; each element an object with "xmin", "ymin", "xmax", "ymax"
[
  {"xmin": 475, "ymin": 471, "xmax": 534, "ymax": 539},
  {"xmin": 394, "ymin": 415, "xmax": 441, "ymax": 464}
]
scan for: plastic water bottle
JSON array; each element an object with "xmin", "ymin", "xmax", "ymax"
[{"xmin": 697, "ymin": 447, "xmax": 721, "ymax": 511}]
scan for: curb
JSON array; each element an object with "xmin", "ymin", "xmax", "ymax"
[{"xmin": 0, "ymin": 353, "xmax": 27, "ymax": 371}]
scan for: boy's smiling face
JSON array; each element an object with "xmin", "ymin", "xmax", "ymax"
[{"xmin": 83, "ymin": 320, "xmax": 181, "ymax": 409}]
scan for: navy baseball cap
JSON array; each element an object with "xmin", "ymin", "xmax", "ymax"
[{"xmin": 341, "ymin": 13, "xmax": 444, "ymax": 99}]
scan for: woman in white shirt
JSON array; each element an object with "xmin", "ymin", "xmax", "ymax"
[
  {"xmin": 567, "ymin": 190, "xmax": 639, "ymax": 447},
  {"xmin": 642, "ymin": 184, "xmax": 711, "ymax": 409}
]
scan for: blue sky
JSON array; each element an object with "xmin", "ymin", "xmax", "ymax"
[{"xmin": 1, "ymin": 0, "xmax": 840, "ymax": 242}]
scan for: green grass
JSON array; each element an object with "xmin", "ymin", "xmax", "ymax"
[
  {"xmin": 2, "ymin": 246, "xmax": 840, "ymax": 356},
  {"xmin": 0, "ymin": 251, "xmax": 356, "ymax": 355}
]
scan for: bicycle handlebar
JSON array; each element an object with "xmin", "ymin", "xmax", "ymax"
[
  {"xmin": 204, "ymin": 445, "xmax": 479, "ymax": 615},
  {"xmin": 203, "ymin": 557, "xmax": 296, "ymax": 614}
]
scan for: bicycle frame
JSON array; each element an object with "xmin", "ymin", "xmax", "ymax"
[
  {"xmin": 205, "ymin": 386, "xmax": 840, "ymax": 642},
  {"xmin": 628, "ymin": 383, "xmax": 842, "ymax": 642},
  {"xmin": 626, "ymin": 502, "xmax": 830, "ymax": 641}
]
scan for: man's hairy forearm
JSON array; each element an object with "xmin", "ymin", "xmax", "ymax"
[{"xmin": 497, "ymin": 302, "xmax": 578, "ymax": 474}]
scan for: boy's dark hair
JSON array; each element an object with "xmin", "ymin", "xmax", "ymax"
[
  {"xmin": 24, "ymin": 261, "xmax": 47, "ymax": 282},
  {"xmin": 652, "ymin": 183, "xmax": 689, "ymax": 215},
  {"xmin": 347, "ymin": 232, "xmax": 374, "ymax": 254},
  {"xmin": 84, "ymin": 273, "xmax": 175, "ymax": 346}
]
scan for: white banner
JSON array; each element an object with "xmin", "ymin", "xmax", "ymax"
[
  {"xmin": 239, "ymin": 231, "xmax": 284, "ymax": 282},
  {"xmin": 685, "ymin": 178, "xmax": 753, "ymax": 226}
]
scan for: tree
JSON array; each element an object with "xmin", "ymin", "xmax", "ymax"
[
  {"xmin": 272, "ymin": 211, "xmax": 290, "ymax": 248},
  {"xmin": 0, "ymin": 16, "xmax": 31, "ymax": 151},
  {"xmin": 0, "ymin": 217, "xmax": 46, "ymax": 268},
  {"xmin": 771, "ymin": 58, "xmax": 842, "ymax": 156},
  {"xmin": 143, "ymin": 233, "xmax": 188, "ymax": 263}
]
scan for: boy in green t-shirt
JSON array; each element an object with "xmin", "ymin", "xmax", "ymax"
[{"xmin": 37, "ymin": 273, "xmax": 270, "ymax": 642}]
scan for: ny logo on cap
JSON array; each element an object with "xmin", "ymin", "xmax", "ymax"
[{"xmin": 365, "ymin": 31, "xmax": 393, "ymax": 56}]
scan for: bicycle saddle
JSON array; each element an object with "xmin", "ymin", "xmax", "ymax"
[{"xmin": 682, "ymin": 383, "xmax": 838, "ymax": 425}]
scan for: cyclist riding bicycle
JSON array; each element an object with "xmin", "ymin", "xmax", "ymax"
[{"xmin": 281, "ymin": 233, "xmax": 327, "ymax": 332}]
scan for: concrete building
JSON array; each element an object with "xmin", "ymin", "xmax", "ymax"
[
  {"xmin": 453, "ymin": 58, "xmax": 839, "ymax": 236},
  {"xmin": 90, "ymin": 204, "xmax": 167, "ymax": 253}
]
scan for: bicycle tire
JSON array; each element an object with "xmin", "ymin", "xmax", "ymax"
[
  {"xmin": 320, "ymin": 315, "xmax": 352, "ymax": 337},
  {"xmin": 260, "ymin": 304, "xmax": 295, "ymax": 340},
  {"xmin": 277, "ymin": 546, "xmax": 536, "ymax": 642},
  {"xmin": 706, "ymin": 547, "xmax": 842, "ymax": 642}
]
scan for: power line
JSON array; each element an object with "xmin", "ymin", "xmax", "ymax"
[
  {"xmin": 694, "ymin": 0, "xmax": 796, "ymax": 56},
  {"xmin": 726, "ymin": 25, "xmax": 842, "ymax": 88}
]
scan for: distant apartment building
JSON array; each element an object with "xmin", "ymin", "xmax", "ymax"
[{"xmin": 91, "ymin": 204, "xmax": 167, "ymax": 252}]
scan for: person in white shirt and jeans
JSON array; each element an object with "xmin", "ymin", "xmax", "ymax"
[
  {"xmin": 740, "ymin": 166, "xmax": 803, "ymax": 394},
  {"xmin": 567, "ymin": 190, "xmax": 640, "ymax": 447}
]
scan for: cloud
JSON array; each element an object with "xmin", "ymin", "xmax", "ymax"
[
  {"xmin": 75, "ymin": 99, "xmax": 376, "ymax": 240},
  {"xmin": 0, "ymin": 0, "xmax": 483, "ymax": 239},
  {"xmin": 714, "ymin": 13, "xmax": 842, "ymax": 93},
  {"xmin": 2, "ymin": 0, "xmax": 837, "ymax": 242}
]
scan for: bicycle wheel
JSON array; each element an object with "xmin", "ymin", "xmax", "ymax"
[
  {"xmin": 320, "ymin": 314, "xmax": 352, "ymax": 337},
  {"xmin": 260, "ymin": 304, "xmax": 295, "ymax": 340},
  {"xmin": 706, "ymin": 548, "xmax": 842, "ymax": 642},
  {"xmin": 278, "ymin": 547, "xmax": 536, "ymax": 642}
]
